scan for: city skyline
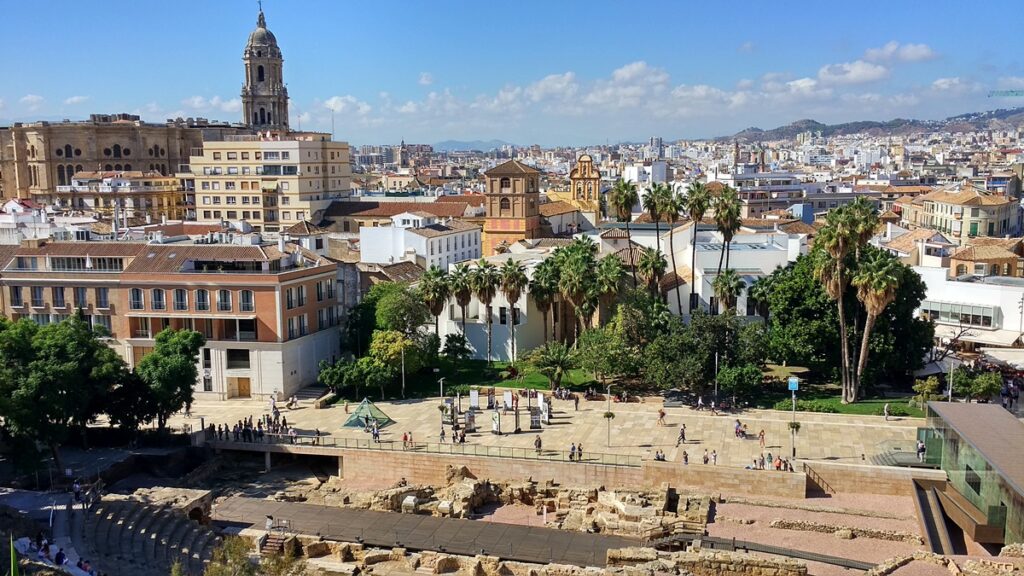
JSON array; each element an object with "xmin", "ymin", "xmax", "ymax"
[{"xmin": 3, "ymin": 0, "xmax": 1024, "ymax": 145}]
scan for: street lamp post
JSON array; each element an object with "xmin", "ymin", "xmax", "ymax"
[
  {"xmin": 438, "ymin": 377, "xmax": 446, "ymax": 399},
  {"xmin": 401, "ymin": 345, "xmax": 406, "ymax": 399},
  {"xmin": 788, "ymin": 376, "xmax": 799, "ymax": 458}
]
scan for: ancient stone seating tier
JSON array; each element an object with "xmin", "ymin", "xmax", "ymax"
[{"xmin": 83, "ymin": 499, "xmax": 221, "ymax": 576}]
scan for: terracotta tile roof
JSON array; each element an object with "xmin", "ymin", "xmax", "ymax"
[
  {"xmin": 516, "ymin": 238, "xmax": 574, "ymax": 249},
  {"xmin": 920, "ymin": 181, "xmax": 1014, "ymax": 207},
  {"xmin": 659, "ymin": 266, "xmax": 692, "ymax": 292},
  {"xmin": 379, "ymin": 261, "xmax": 424, "ymax": 283},
  {"xmin": 142, "ymin": 222, "xmax": 227, "ymax": 236},
  {"xmin": 437, "ymin": 194, "xmax": 486, "ymax": 208},
  {"xmin": 966, "ymin": 237, "xmax": 1023, "ymax": 249},
  {"xmin": 123, "ymin": 245, "xmax": 276, "ymax": 274},
  {"xmin": 12, "ymin": 241, "xmax": 147, "ymax": 258},
  {"xmin": 406, "ymin": 219, "xmax": 481, "ymax": 239},
  {"xmin": 879, "ymin": 210, "xmax": 900, "ymax": 220},
  {"xmin": 325, "ymin": 200, "xmax": 468, "ymax": 219},
  {"xmin": 599, "ymin": 228, "xmax": 629, "ymax": 239},
  {"xmin": 950, "ymin": 245, "xmax": 1020, "ymax": 262},
  {"xmin": 889, "ymin": 185, "xmax": 934, "ymax": 195},
  {"xmin": 883, "ymin": 228, "xmax": 952, "ymax": 255},
  {"xmin": 611, "ymin": 243, "xmax": 645, "ymax": 266},
  {"xmin": 893, "ymin": 195, "xmax": 920, "ymax": 205},
  {"xmin": 485, "ymin": 160, "xmax": 540, "ymax": 177},
  {"xmin": 777, "ymin": 220, "xmax": 818, "ymax": 236},
  {"xmin": 538, "ymin": 201, "xmax": 579, "ymax": 217},
  {"xmin": 0, "ymin": 245, "xmax": 20, "ymax": 270},
  {"xmin": 283, "ymin": 220, "xmax": 328, "ymax": 236},
  {"xmin": 72, "ymin": 170, "xmax": 166, "ymax": 180}
]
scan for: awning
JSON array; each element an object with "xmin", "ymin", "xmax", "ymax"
[
  {"xmin": 933, "ymin": 324, "xmax": 1020, "ymax": 347},
  {"xmin": 979, "ymin": 347, "xmax": 1024, "ymax": 370}
]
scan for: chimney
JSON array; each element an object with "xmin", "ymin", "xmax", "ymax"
[
  {"xmin": 278, "ymin": 235, "xmax": 286, "ymax": 252},
  {"xmin": 886, "ymin": 222, "xmax": 893, "ymax": 240}
]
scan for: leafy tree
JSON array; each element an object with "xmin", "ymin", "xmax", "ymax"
[
  {"xmin": 609, "ymin": 178, "xmax": 640, "ymax": 287},
  {"xmin": 499, "ymin": 259, "xmax": 528, "ymax": 365},
  {"xmin": 1, "ymin": 317, "xmax": 128, "ymax": 470},
  {"xmin": 971, "ymin": 371, "xmax": 1003, "ymax": 402},
  {"xmin": 712, "ymin": 268, "xmax": 744, "ymax": 313},
  {"xmin": 950, "ymin": 366, "xmax": 975, "ymax": 400},
  {"xmin": 345, "ymin": 282, "xmax": 405, "ymax": 355},
  {"xmin": 737, "ymin": 322, "xmax": 769, "ymax": 368},
  {"xmin": 357, "ymin": 356, "xmax": 395, "ymax": 401},
  {"xmin": 442, "ymin": 333, "xmax": 471, "ymax": 362},
  {"xmin": 369, "ymin": 330, "xmax": 421, "ymax": 397},
  {"xmin": 203, "ymin": 536, "xmax": 257, "ymax": 576},
  {"xmin": 643, "ymin": 327, "xmax": 707, "ymax": 392},
  {"xmin": 419, "ymin": 266, "xmax": 450, "ymax": 336},
  {"xmin": 637, "ymin": 247, "xmax": 667, "ymax": 298},
  {"xmin": 576, "ymin": 327, "xmax": 634, "ymax": 384},
  {"xmin": 107, "ymin": 372, "xmax": 158, "ymax": 440},
  {"xmin": 259, "ymin": 547, "xmax": 308, "ymax": 576},
  {"xmin": 375, "ymin": 283, "xmax": 429, "ymax": 335},
  {"xmin": 912, "ymin": 376, "xmax": 942, "ymax": 404},
  {"xmin": 594, "ymin": 254, "xmax": 625, "ymax": 323},
  {"xmin": 613, "ymin": 289, "xmax": 678, "ymax": 350},
  {"xmin": 136, "ymin": 328, "xmax": 205, "ymax": 434},
  {"xmin": 716, "ymin": 363, "xmax": 764, "ymax": 404},
  {"xmin": 527, "ymin": 341, "xmax": 577, "ymax": 389}
]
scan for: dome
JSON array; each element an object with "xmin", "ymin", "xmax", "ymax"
[{"xmin": 246, "ymin": 11, "xmax": 278, "ymax": 47}]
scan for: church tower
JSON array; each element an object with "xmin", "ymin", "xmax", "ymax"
[
  {"xmin": 242, "ymin": 7, "xmax": 289, "ymax": 131},
  {"xmin": 482, "ymin": 160, "xmax": 541, "ymax": 255}
]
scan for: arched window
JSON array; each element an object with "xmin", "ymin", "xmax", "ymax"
[
  {"xmin": 217, "ymin": 289, "xmax": 232, "ymax": 311},
  {"xmin": 195, "ymin": 289, "xmax": 210, "ymax": 311},
  {"xmin": 267, "ymin": 112, "xmax": 272, "ymax": 124},
  {"xmin": 75, "ymin": 164, "xmax": 83, "ymax": 174},
  {"xmin": 256, "ymin": 50, "xmax": 262, "ymax": 57},
  {"xmin": 57, "ymin": 165, "xmax": 65, "ymax": 186},
  {"xmin": 259, "ymin": 108, "xmax": 266, "ymax": 124},
  {"xmin": 499, "ymin": 198, "xmax": 511, "ymax": 212},
  {"xmin": 64, "ymin": 145, "xmax": 73, "ymax": 158},
  {"xmin": 124, "ymin": 164, "xmax": 131, "ymax": 171},
  {"xmin": 112, "ymin": 144, "xmax": 122, "ymax": 158},
  {"xmin": 151, "ymin": 288, "xmax": 165, "ymax": 310},
  {"xmin": 104, "ymin": 164, "xmax": 113, "ymax": 171},
  {"xmin": 114, "ymin": 164, "xmax": 122, "ymax": 171},
  {"xmin": 257, "ymin": 65, "xmax": 265, "ymax": 82},
  {"xmin": 129, "ymin": 288, "xmax": 144, "ymax": 310}
]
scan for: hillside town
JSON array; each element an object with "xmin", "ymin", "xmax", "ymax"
[{"xmin": 2, "ymin": 3, "xmax": 1024, "ymax": 576}]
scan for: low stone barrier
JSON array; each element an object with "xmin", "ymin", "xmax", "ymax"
[{"xmin": 768, "ymin": 519, "xmax": 923, "ymax": 544}]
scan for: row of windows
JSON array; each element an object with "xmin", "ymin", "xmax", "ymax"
[
  {"xmin": 10, "ymin": 286, "xmax": 109, "ymax": 309},
  {"xmin": 129, "ymin": 288, "xmax": 254, "ymax": 312},
  {"xmin": 428, "ymin": 233, "xmax": 479, "ymax": 255},
  {"xmin": 202, "ymin": 195, "xmax": 263, "ymax": 204},
  {"xmin": 201, "ymin": 210, "xmax": 306, "ymax": 221},
  {"xmin": 25, "ymin": 312, "xmax": 111, "ymax": 332},
  {"xmin": 208, "ymin": 149, "xmax": 342, "ymax": 161}
]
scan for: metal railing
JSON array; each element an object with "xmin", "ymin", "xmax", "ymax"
[{"xmin": 208, "ymin": 431, "xmax": 642, "ymax": 467}]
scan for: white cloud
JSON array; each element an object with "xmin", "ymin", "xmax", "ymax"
[
  {"xmin": 817, "ymin": 60, "xmax": 889, "ymax": 85},
  {"xmin": 418, "ymin": 72, "xmax": 434, "ymax": 86},
  {"xmin": 996, "ymin": 76, "xmax": 1024, "ymax": 89},
  {"xmin": 584, "ymin": 61, "xmax": 670, "ymax": 108},
  {"xmin": 63, "ymin": 95, "xmax": 89, "ymax": 105},
  {"xmin": 525, "ymin": 72, "xmax": 578, "ymax": 102},
  {"xmin": 738, "ymin": 41, "xmax": 755, "ymax": 53},
  {"xmin": 182, "ymin": 95, "xmax": 240, "ymax": 113},
  {"xmin": 19, "ymin": 94, "xmax": 44, "ymax": 111},
  {"xmin": 736, "ymin": 79, "xmax": 754, "ymax": 90},
  {"xmin": 864, "ymin": 41, "xmax": 937, "ymax": 63},
  {"xmin": 323, "ymin": 95, "xmax": 372, "ymax": 115},
  {"xmin": 929, "ymin": 77, "xmax": 981, "ymax": 96}
]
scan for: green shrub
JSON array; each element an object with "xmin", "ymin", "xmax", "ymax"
[{"xmin": 772, "ymin": 399, "xmax": 839, "ymax": 413}]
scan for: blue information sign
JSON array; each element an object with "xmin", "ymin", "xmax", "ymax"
[{"xmin": 788, "ymin": 377, "xmax": 799, "ymax": 391}]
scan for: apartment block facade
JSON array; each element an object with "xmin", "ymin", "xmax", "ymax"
[
  {"xmin": 0, "ymin": 239, "xmax": 340, "ymax": 400},
  {"xmin": 188, "ymin": 135, "xmax": 352, "ymax": 232}
]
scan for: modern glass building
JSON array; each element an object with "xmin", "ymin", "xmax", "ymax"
[{"xmin": 923, "ymin": 402, "xmax": 1024, "ymax": 545}]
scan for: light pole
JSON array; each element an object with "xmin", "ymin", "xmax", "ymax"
[
  {"xmin": 714, "ymin": 352, "xmax": 720, "ymax": 401},
  {"xmin": 438, "ymin": 377, "xmax": 446, "ymax": 399},
  {"xmin": 401, "ymin": 345, "xmax": 406, "ymax": 399},
  {"xmin": 788, "ymin": 377, "xmax": 799, "ymax": 458}
]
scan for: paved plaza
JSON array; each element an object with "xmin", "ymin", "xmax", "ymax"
[{"xmin": 172, "ymin": 390, "xmax": 919, "ymax": 469}]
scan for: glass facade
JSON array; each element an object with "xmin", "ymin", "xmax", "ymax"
[
  {"xmin": 920, "ymin": 300, "xmax": 998, "ymax": 328},
  {"xmin": 924, "ymin": 407, "xmax": 1023, "ymax": 544}
]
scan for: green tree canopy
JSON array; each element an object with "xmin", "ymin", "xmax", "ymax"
[
  {"xmin": 527, "ymin": 341, "xmax": 578, "ymax": 389},
  {"xmin": 136, "ymin": 328, "xmax": 206, "ymax": 433}
]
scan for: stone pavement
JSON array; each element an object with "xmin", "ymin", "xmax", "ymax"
[{"xmin": 170, "ymin": 392, "xmax": 919, "ymax": 469}]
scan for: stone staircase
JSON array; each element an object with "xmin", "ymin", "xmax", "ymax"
[
  {"xmin": 79, "ymin": 499, "xmax": 221, "ymax": 576},
  {"xmin": 260, "ymin": 532, "xmax": 288, "ymax": 557},
  {"xmin": 292, "ymin": 383, "xmax": 329, "ymax": 402}
]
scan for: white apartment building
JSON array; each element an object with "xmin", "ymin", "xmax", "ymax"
[
  {"xmin": 915, "ymin": 265, "xmax": 1024, "ymax": 350},
  {"xmin": 359, "ymin": 212, "xmax": 481, "ymax": 269}
]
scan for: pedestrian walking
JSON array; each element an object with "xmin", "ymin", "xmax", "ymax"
[
  {"xmin": 534, "ymin": 434, "xmax": 542, "ymax": 455},
  {"xmin": 439, "ymin": 427, "xmax": 446, "ymax": 443},
  {"xmin": 657, "ymin": 408, "xmax": 666, "ymax": 426},
  {"xmin": 574, "ymin": 395, "xmax": 579, "ymax": 411},
  {"xmin": 711, "ymin": 450, "xmax": 718, "ymax": 466},
  {"xmin": 682, "ymin": 451, "xmax": 689, "ymax": 465},
  {"xmin": 916, "ymin": 440, "xmax": 926, "ymax": 463},
  {"xmin": 696, "ymin": 396, "xmax": 704, "ymax": 411},
  {"xmin": 883, "ymin": 403, "xmax": 891, "ymax": 421},
  {"xmin": 402, "ymin": 432, "xmax": 409, "ymax": 449},
  {"xmin": 758, "ymin": 429, "xmax": 766, "ymax": 449},
  {"xmin": 577, "ymin": 443, "xmax": 583, "ymax": 462},
  {"xmin": 569, "ymin": 443, "xmax": 577, "ymax": 462},
  {"xmin": 710, "ymin": 400, "xmax": 717, "ymax": 416},
  {"xmin": 702, "ymin": 449, "xmax": 709, "ymax": 465},
  {"xmin": 676, "ymin": 424, "xmax": 686, "ymax": 446}
]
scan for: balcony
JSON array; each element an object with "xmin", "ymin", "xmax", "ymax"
[
  {"xmin": 30, "ymin": 299, "xmax": 45, "ymax": 308},
  {"xmin": 133, "ymin": 330, "xmax": 152, "ymax": 339},
  {"xmin": 130, "ymin": 300, "xmax": 144, "ymax": 310}
]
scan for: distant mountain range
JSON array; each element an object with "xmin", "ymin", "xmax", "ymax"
[
  {"xmin": 724, "ymin": 107, "xmax": 1024, "ymax": 142},
  {"xmin": 433, "ymin": 139, "xmax": 514, "ymax": 152}
]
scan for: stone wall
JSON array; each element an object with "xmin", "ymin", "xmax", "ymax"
[
  {"xmin": 336, "ymin": 449, "xmax": 807, "ymax": 499},
  {"xmin": 801, "ymin": 460, "xmax": 946, "ymax": 496}
]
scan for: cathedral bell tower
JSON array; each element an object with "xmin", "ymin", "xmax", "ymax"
[{"xmin": 242, "ymin": 7, "xmax": 289, "ymax": 131}]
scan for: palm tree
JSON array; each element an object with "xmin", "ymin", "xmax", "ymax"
[
  {"xmin": 448, "ymin": 263, "xmax": 473, "ymax": 335},
  {"xmin": 470, "ymin": 259, "xmax": 500, "ymax": 364},
  {"xmin": 529, "ymin": 259, "xmax": 558, "ymax": 343},
  {"xmin": 528, "ymin": 341, "xmax": 576, "ymax": 389},
  {"xmin": 419, "ymin": 266, "xmax": 450, "ymax": 337},
  {"xmin": 852, "ymin": 249, "xmax": 901, "ymax": 392},
  {"xmin": 848, "ymin": 197, "xmax": 880, "ymax": 259},
  {"xmin": 637, "ymin": 247, "xmax": 668, "ymax": 298},
  {"xmin": 713, "ymin": 185, "xmax": 742, "ymax": 274},
  {"xmin": 712, "ymin": 268, "xmax": 745, "ymax": 313},
  {"xmin": 747, "ymin": 276, "xmax": 772, "ymax": 320},
  {"xmin": 684, "ymin": 182, "xmax": 710, "ymax": 311},
  {"xmin": 594, "ymin": 254, "xmax": 625, "ymax": 323},
  {"xmin": 814, "ymin": 210, "xmax": 858, "ymax": 403},
  {"xmin": 663, "ymin": 191, "xmax": 685, "ymax": 314},
  {"xmin": 499, "ymin": 259, "xmax": 528, "ymax": 365},
  {"xmin": 609, "ymin": 178, "xmax": 640, "ymax": 287},
  {"xmin": 558, "ymin": 252, "xmax": 592, "ymax": 344},
  {"xmin": 642, "ymin": 183, "xmax": 669, "ymax": 241}
]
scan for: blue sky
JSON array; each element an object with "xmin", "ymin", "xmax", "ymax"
[{"xmin": 3, "ymin": 0, "xmax": 1024, "ymax": 146}]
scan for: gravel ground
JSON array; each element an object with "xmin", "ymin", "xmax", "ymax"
[{"xmin": 714, "ymin": 501, "xmax": 922, "ymax": 536}]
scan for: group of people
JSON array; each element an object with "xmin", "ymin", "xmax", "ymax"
[
  {"xmin": 1001, "ymin": 381, "xmax": 1021, "ymax": 412},
  {"xmin": 694, "ymin": 396, "xmax": 720, "ymax": 415},
  {"xmin": 747, "ymin": 451, "xmax": 794, "ymax": 472},
  {"xmin": 653, "ymin": 450, "xmax": 668, "ymax": 461},
  {"xmin": 439, "ymin": 426, "xmax": 467, "ymax": 444},
  {"xmin": 33, "ymin": 533, "xmax": 101, "ymax": 575},
  {"xmin": 568, "ymin": 442, "xmax": 585, "ymax": 462}
]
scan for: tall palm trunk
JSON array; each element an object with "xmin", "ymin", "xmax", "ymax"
[
  {"xmin": 509, "ymin": 304, "xmax": 517, "ymax": 365},
  {"xmin": 855, "ymin": 313, "xmax": 877, "ymax": 398},
  {"xmin": 485, "ymin": 304, "xmax": 493, "ymax": 365},
  {"xmin": 625, "ymin": 222, "xmax": 638, "ymax": 288},
  {"xmin": 668, "ymin": 224, "xmax": 682, "ymax": 314},
  {"xmin": 725, "ymin": 239, "xmax": 732, "ymax": 271},
  {"xmin": 716, "ymin": 246, "xmax": 726, "ymax": 276},
  {"xmin": 434, "ymin": 314, "xmax": 440, "ymax": 337},
  {"xmin": 541, "ymin": 309, "xmax": 549, "ymax": 343},
  {"xmin": 460, "ymin": 306, "xmax": 467, "ymax": 335},
  {"xmin": 690, "ymin": 225, "xmax": 699, "ymax": 311},
  {"xmin": 836, "ymin": 291, "xmax": 853, "ymax": 403}
]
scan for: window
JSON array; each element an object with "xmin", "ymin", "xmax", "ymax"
[
  {"xmin": 174, "ymin": 289, "xmax": 188, "ymax": 311},
  {"xmin": 287, "ymin": 317, "xmax": 297, "ymax": 339},
  {"xmin": 226, "ymin": 196, "xmax": 237, "ymax": 204},
  {"xmin": 52, "ymin": 287, "xmax": 66, "ymax": 308},
  {"xmin": 316, "ymin": 282, "xmax": 324, "ymax": 302},
  {"xmin": 241, "ymin": 152, "xmax": 249, "ymax": 160},
  {"xmin": 213, "ymin": 152, "xmax": 222, "ymax": 160},
  {"xmin": 196, "ymin": 289, "xmax": 210, "ymax": 311},
  {"xmin": 130, "ymin": 288, "xmax": 144, "ymax": 310},
  {"xmin": 227, "ymin": 152, "xmax": 237, "ymax": 160},
  {"xmin": 92, "ymin": 315, "xmax": 112, "ymax": 335},
  {"xmin": 500, "ymin": 198, "xmax": 511, "ymax": 211},
  {"xmin": 226, "ymin": 349, "xmax": 251, "ymax": 370},
  {"xmin": 217, "ymin": 289, "xmax": 232, "ymax": 311},
  {"xmin": 240, "ymin": 290, "xmax": 254, "ymax": 312},
  {"xmin": 297, "ymin": 285, "xmax": 306, "ymax": 307},
  {"xmin": 96, "ymin": 288, "xmax": 109, "ymax": 309},
  {"xmin": 30, "ymin": 286, "xmax": 44, "ymax": 307},
  {"xmin": 965, "ymin": 464, "xmax": 982, "ymax": 495},
  {"xmin": 152, "ymin": 288, "xmax": 166, "ymax": 310},
  {"xmin": 499, "ymin": 306, "xmax": 508, "ymax": 325},
  {"xmin": 286, "ymin": 288, "xmax": 295, "ymax": 309},
  {"xmin": 281, "ymin": 151, "xmax": 290, "ymax": 160},
  {"xmin": 9, "ymin": 287, "xmax": 22, "ymax": 307}
]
